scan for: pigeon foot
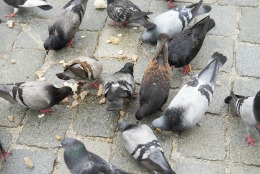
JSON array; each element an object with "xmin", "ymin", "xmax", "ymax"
[
  {"xmin": 67, "ymin": 39, "xmax": 74, "ymax": 48},
  {"xmin": 256, "ymin": 126, "xmax": 260, "ymax": 129},
  {"xmin": 247, "ymin": 134, "xmax": 257, "ymax": 146},
  {"xmin": 90, "ymin": 82, "xmax": 100, "ymax": 88},
  {"xmin": 5, "ymin": 13, "xmax": 18, "ymax": 19},
  {"xmin": 40, "ymin": 108, "xmax": 55, "ymax": 115},
  {"xmin": 179, "ymin": 64, "xmax": 192, "ymax": 76},
  {"xmin": 109, "ymin": 21, "xmax": 121, "ymax": 26},
  {"xmin": 0, "ymin": 147, "xmax": 11, "ymax": 161}
]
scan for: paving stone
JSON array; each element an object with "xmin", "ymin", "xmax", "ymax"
[
  {"xmin": 96, "ymin": 26, "xmax": 141, "ymax": 58},
  {"xmin": 0, "ymin": 49, "xmax": 45, "ymax": 83},
  {"xmin": 236, "ymin": 43, "xmax": 260, "ymax": 77},
  {"xmin": 14, "ymin": 19, "xmax": 49, "ymax": 50},
  {"xmin": 17, "ymin": 105, "xmax": 72, "ymax": 148},
  {"xmin": 172, "ymin": 158, "xmax": 225, "ymax": 174},
  {"xmin": 0, "ymin": 25, "xmax": 21, "ymax": 54},
  {"xmin": 191, "ymin": 35, "xmax": 234, "ymax": 73},
  {"xmin": 173, "ymin": 0, "xmax": 216, "ymax": 4},
  {"xmin": 149, "ymin": 0, "xmax": 169, "ymax": 18},
  {"xmin": 178, "ymin": 114, "xmax": 227, "ymax": 160},
  {"xmin": 47, "ymin": 31, "xmax": 98, "ymax": 62},
  {"xmin": 80, "ymin": 0, "xmax": 107, "ymax": 31},
  {"xmin": 233, "ymin": 78, "xmax": 260, "ymax": 96},
  {"xmin": 229, "ymin": 117, "xmax": 260, "ymax": 165},
  {"xmin": 73, "ymin": 95, "xmax": 119, "ymax": 138},
  {"xmin": 231, "ymin": 164, "xmax": 260, "ymax": 174},
  {"xmin": 0, "ymin": 149, "xmax": 55, "ymax": 174},
  {"xmin": 0, "ymin": 98, "xmax": 27, "ymax": 127},
  {"xmin": 239, "ymin": 8, "xmax": 260, "ymax": 44},
  {"xmin": 207, "ymin": 74, "xmax": 231, "ymax": 115},
  {"xmin": 217, "ymin": 0, "xmax": 258, "ymax": 7},
  {"xmin": 208, "ymin": 5, "xmax": 236, "ymax": 37}
]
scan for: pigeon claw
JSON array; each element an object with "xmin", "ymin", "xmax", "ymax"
[
  {"xmin": 247, "ymin": 134, "xmax": 257, "ymax": 146},
  {"xmin": 0, "ymin": 151, "xmax": 12, "ymax": 161},
  {"xmin": 40, "ymin": 108, "xmax": 55, "ymax": 115},
  {"xmin": 5, "ymin": 13, "xmax": 18, "ymax": 19},
  {"xmin": 256, "ymin": 126, "xmax": 260, "ymax": 129},
  {"xmin": 180, "ymin": 64, "xmax": 192, "ymax": 76},
  {"xmin": 67, "ymin": 39, "xmax": 74, "ymax": 48},
  {"xmin": 109, "ymin": 21, "xmax": 121, "ymax": 26}
]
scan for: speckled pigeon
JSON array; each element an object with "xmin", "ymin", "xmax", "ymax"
[{"xmin": 152, "ymin": 52, "xmax": 227, "ymax": 132}]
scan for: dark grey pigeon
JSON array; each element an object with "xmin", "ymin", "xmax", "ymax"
[
  {"xmin": 3, "ymin": 0, "xmax": 52, "ymax": 19},
  {"xmin": 224, "ymin": 91, "xmax": 260, "ymax": 146},
  {"xmin": 0, "ymin": 81, "xmax": 73, "ymax": 114},
  {"xmin": 118, "ymin": 122, "xmax": 175, "ymax": 174},
  {"xmin": 44, "ymin": 0, "xmax": 88, "ymax": 54},
  {"xmin": 61, "ymin": 138, "xmax": 130, "ymax": 174},
  {"xmin": 141, "ymin": 0, "xmax": 212, "ymax": 43},
  {"xmin": 103, "ymin": 62, "xmax": 135, "ymax": 111},
  {"xmin": 152, "ymin": 52, "xmax": 227, "ymax": 132},
  {"xmin": 168, "ymin": 15, "xmax": 215, "ymax": 76},
  {"xmin": 56, "ymin": 56, "xmax": 103, "ymax": 81},
  {"xmin": 107, "ymin": 0, "xmax": 156, "ymax": 29}
]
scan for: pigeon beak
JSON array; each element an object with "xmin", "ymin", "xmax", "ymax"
[{"xmin": 46, "ymin": 50, "xmax": 49, "ymax": 55}]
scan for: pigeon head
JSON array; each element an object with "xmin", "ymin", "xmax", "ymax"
[
  {"xmin": 44, "ymin": 35, "xmax": 66, "ymax": 54},
  {"xmin": 141, "ymin": 28, "xmax": 158, "ymax": 43},
  {"xmin": 119, "ymin": 62, "xmax": 134, "ymax": 75},
  {"xmin": 59, "ymin": 86, "xmax": 73, "ymax": 96},
  {"xmin": 135, "ymin": 107, "xmax": 146, "ymax": 120},
  {"xmin": 61, "ymin": 138, "xmax": 87, "ymax": 161}
]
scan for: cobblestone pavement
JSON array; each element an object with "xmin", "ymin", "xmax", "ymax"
[{"xmin": 0, "ymin": 0, "xmax": 260, "ymax": 173}]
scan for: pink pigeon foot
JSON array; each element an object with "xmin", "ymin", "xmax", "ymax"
[
  {"xmin": 179, "ymin": 64, "xmax": 192, "ymax": 76},
  {"xmin": 256, "ymin": 126, "xmax": 260, "ymax": 129},
  {"xmin": 247, "ymin": 134, "xmax": 257, "ymax": 146},
  {"xmin": 109, "ymin": 21, "xmax": 121, "ymax": 26},
  {"xmin": 0, "ymin": 146, "xmax": 11, "ymax": 161},
  {"xmin": 40, "ymin": 108, "xmax": 55, "ymax": 115},
  {"xmin": 67, "ymin": 39, "xmax": 74, "ymax": 48},
  {"xmin": 90, "ymin": 82, "xmax": 100, "ymax": 89},
  {"xmin": 5, "ymin": 13, "xmax": 18, "ymax": 19}
]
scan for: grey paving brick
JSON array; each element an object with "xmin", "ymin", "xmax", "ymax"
[
  {"xmin": 0, "ymin": 98, "xmax": 27, "ymax": 127},
  {"xmin": 217, "ymin": 0, "xmax": 259, "ymax": 7},
  {"xmin": 178, "ymin": 114, "xmax": 227, "ymax": 160},
  {"xmin": 231, "ymin": 164, "xmax": 260, "ymax": 174},
  {"xmin": 236, "ymin": 43, "xmax": 260, "ymax": 77},
  {"xmin": 208, "ymin": 5, "xmax": 237, "ymax": 37},
  {"xmin": 17, "ymin": 105, "xmax": 72, "ymax": 148},
  {"xmin": 239, "ymin": 8, "xmax": 260, "ymax": 44},
  {"xmin": 233, "ymin": 78, "xmax": 260, "ymax": 96},
  {"xmin": 191, "ymin": 35, "xmax": 234, "ymax": 73},
  {"xmin": 149, "ymin": 0, "xmax": 169, "ymax": 19},
  {"xmin": 0, "ymin": 25, "xmax": 21, "ymax": 54},
  {"xmin": 229, "ymin": 116, "xmax": 260, "ymax": 165},
  {"xmin": 0, "ymin": 149, "xmax": 55, "ymax": 174},
  {"xmin": 0, "ymin": 49, "xmax": 45, "ymax": 83}
]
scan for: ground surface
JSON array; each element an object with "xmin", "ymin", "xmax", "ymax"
[{"xmin": 0, "ymin": 0, "xmax": 260, "ymax": 174}]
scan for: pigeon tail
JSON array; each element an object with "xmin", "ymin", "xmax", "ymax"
[
  {"xmin": 106, "ymin": 98, "xmax": 124, "ymax": 111},
  {"xmin": 131, "ymin": 17, "xmax": 156, "ymax": 29},
  {"xmin": 37, "ymin": 5, "xmax": 53, "ymax": 10},
  {"xmin": 198, "ymin": 5, "xmax": 212, "ymax": 14},
  {"xmin": 0, "ymin": 84, "xmax": 16, "ymax": 104},
  {"xmin": 197, "ymin": 52, "xmax": 227, "ymax": 84},
  {"xmin": 189, "ymin": 0, "xmax": 203, "ymax": 16},
  {"xmin": 207, "ymin": 18, "xmax": 215, "ymax": 32},
  {"xmin": 56, "ymin": 73, "xmax": 72, "ymax": 80}
]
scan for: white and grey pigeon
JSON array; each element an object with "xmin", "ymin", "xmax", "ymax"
[
  {"xmin": 107, "ymin": 0, "xmax": 156, "ymax": 29},
  {"xmin": 152, "ymin": 52, "xmax": 227, "ymax": 132},
  {"xmin": 44, "ymin": 0, "xmax": 88, "ymax": 54},
  {"xmin": 3, "ymin": 0, "xmax": 53, "ymax": 19},
  {"xmin": 224, "ymin": 91, "xmax": 260, "ymax": 146},
  {"xmin": 103, "ymin": 62, "xmax": 135, "ymax": 111},
  {"xmin": 56, "ymin": 56, "xmax": 103, "ymax": 81},
  {"xmin": 61, "ymin": 138, "xmax": 130, "ymax": 174},
  {"xmin": 141, "ymin": 0, "xmax": 212, "ymax": 43},
  {"xmin": 118, "ymin": 122, "xmax": 175, "ymax": 174},
  {"xmin": 0, "ymin": 81, "xmax": 73, "ymax": 114}
]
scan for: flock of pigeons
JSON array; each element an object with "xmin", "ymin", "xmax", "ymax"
[{"xmin": 0, "ymin": 0, "xmax": 260, "ymax": 173}]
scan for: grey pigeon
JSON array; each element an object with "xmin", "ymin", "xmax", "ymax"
[
  {"xmin": 44, "ymin": 0, "xmax": 88, "ymax": 54},
  {"xmin": 56, "ymin": 56, "xmax": 103, "ymax": 81},
  {"xmin": 0, "ymin": 81, "xmax": 73, "ymax": 114},
  {"xmin": 224, "ymin": 91, "xmax": 260, "ymax": 146},
  {"xmin": 107, "ymin": 0, "xmax": 156, "ymax": 29},
  {"xmin": 118, "ymin": 122, "xmax": 175, "ymax": 174},
  {"xmin": 61, "ymin": 138, "xmax": 130, "ymax": 174},
  {"xmin": 3, "ymin": 0, "xmax": 52, "ymax": 19},
  {"xmin": 103, "ymin": 62, "xmax": 135, "ymax": 111},
  {"xmin": 135, "ymin": 33, "xmax": 170, "ymax": 120},
  {"xmin": 168, "ymin": 15, "xmax": 215, "ymax": 76},
  {"xmin": 141, "ymin": 0, "xmax": 212, "ymax": 43},
  {"xmin": 0, "ymin": 141, "xmax": 11, "ymax": 161},
  {"xmin": 152, "ymin": 52, "xmax": 227, "ymax": 132}
]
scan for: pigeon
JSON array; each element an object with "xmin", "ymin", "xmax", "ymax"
[
  {"xmin": 103, "ymin": 62, "xmax": 135, "ymax": 111},
  {"xmin": 0, "ymin": 141, "xmax": 11, "ymax": 161},
  {"xmin": 0, "ymin": 81, "xmax": 73, "ymax": 114},
  {"xmin": 141, "ymin": 0, "xmax": 212, "ymax": 43},
  {"xmin": 136, "ymin": 33, "xmax": 170, "ymax": 120},
  {"xmin": 3, "ymin": 0, "xmax": 53, "ymax": 19},
  {"xmin": 44, "ymin": 0, "xmax": 88, "ymax": 54},
  {"xmin": 168, "ymin": 15, "xmax": 215, "ymax": 76},
  {"xmin": 56, "ymin": 56, "xmax": 103, "ymax": 82},
  {"xmin": 224, "ymin": 91, "xmax": 260, "ymax": 146},
  {"xmin": 152, "ymin": 52, "xmax": 227, "ymax": 132},
  {"xmin": 118, "ymin": 122, "xmax": 175, "ymax": 174},
  {"xmin": 61, "ymin": 138, "xmax": 130, "ymax": 174},
  {"xmin": 107, "ymin": 0, "xmax": 156, "ymax": 29}
]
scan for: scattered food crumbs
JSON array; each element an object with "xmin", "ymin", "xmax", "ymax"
[
  {"xmin": 72, "ymin": 100, "xmax": 79, "ymax": 108},
  {"xmin": 119, "ymin": 110, "xmax": 125, "ymax": 117},
  {"xmin": 94, "ymin": 0, "xmax": 107, "ymax": 9},
  {"xmin": 99, "ymin": 98, "xmax": 106, "ymax": 104},
  {"xmin": 80, "ymin": 91, "xmax": 88, "ymax": 100},
  {"xmin": 131, "ymin": 55, "xmax": 138, "ymax": 62},
  {"xmin": 80, "ymin": 35, "xmax": 86, "ymax": 38},
  {"xmin": 216, "ymin": 80, "xmax": 221, "ymax": 86},
  {"xmin": 35, "ymin": 70, "xmax": 45, "ymax": 79},
  {"xmin": 11, "ymin": 60, "xmax": 16, "ymax": 64},
  {"xmin": 59, "ymin": 60, "xmax": 65, "ymax": 64},
  {"xmin": 7, "ymin": 115, "xmax": 14, "ymax": 122},
  {"xmin": 118, "ymin": 54, "xmax": 128, "ymax": 60},
  {"xmin": 117, "ymin": 34, "xmax": 122, "ymax": 37},
  {"xmin": 73, "ymin": 94, "xmax": 79, "ymax": 100},
  {"xmin": 55, "ymin": 135, "xmax": 62, "ymax": 141},
  {"xmin": 6, "ymin": 20, "xmax": 14, "ymax": 28},
  {"xmin": 132, "ymin": 27, "xmax": 138, "ymax": 30},
  {"xmin": 97, "ymin": 84, "xmax": 103, "ymax": 97},
  {"xmin": 38, "ymin": 114, "xmax": 45, "ymax": 119},
  {"xmin": 109, "ymin": 37, "xmax": 119, "ymax": 45},
  {"xmin": 118, "ymin": 50, "xmax": 123, "ymax": 55},
  {"xmin": 106, "ymin": 40, "xmax": 111, "ymax": 44},
  {"xmin": 24, "ymin": 157, "xmax": 34, "ymax": 169},
  {"xmin": 106, "ymin": 138, "xmax": 113, "ymax": 143},
  {"xmin": 61, "ymin": 97, "xmax": 69, "ymax": 104},
  {"xmin": 155, "ymin": 128, "xmax": 162, "ymax": 134}
]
